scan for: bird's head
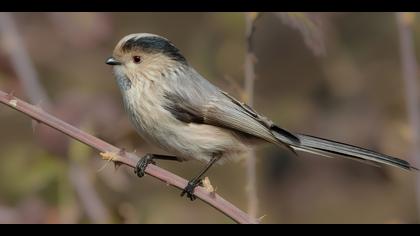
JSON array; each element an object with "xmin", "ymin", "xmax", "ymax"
[{"xmin": 106, "ymin": 33, "xmax": 188, "ymax": 87}]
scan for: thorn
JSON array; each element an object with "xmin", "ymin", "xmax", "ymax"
[
  {"xmin": 98, "ymin": 151, "xmax": 119, "ymax": 173},
  {"xmin": 31, "ymin": 119, "xmax": 40, "ymax": 134},
  {"xmin": 99, "ymin": 151, "xmax": 124, "ymax": 171},
  {"xmin": 113, "ymin": 161, "xmax": 122, "ymax": 171},
  {"xmin": 6, "ymin": 90, "xmax": 15, "ymax": 100},
  {"xmin": 118, "ymin": 148, "xmax": 126, "ymax": 157},
  {"xmin": 34, "ymin": 102, "xmax": 44, "ymax": 111},
  {"xmin": 30, "ymin": 103, "xmax": 43, "ymax": 133}
]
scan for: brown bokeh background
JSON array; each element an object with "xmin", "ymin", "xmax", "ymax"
[{"xmin": 0, "ymin": 12, "xmax": 418, "ymax": 223}]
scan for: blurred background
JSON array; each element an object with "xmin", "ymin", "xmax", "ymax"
[{"xmin": 0, "ymin": 12, "xmax": 419, "ymax": 223}]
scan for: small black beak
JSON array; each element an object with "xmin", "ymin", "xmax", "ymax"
[{"xmin": 105, "ymin": 57, "xmax": 121, "ymax": 66}]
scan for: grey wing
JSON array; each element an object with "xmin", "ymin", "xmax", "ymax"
[
  {"xmin": 162, "ymin": 81, "xmax": 300, "ymax": 149},
  {"xmin": 205, "ymin": 90, "xmax": 300, "ymax": 147}
]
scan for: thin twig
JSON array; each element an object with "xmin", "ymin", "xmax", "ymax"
[
  {"xmin": 0, "ymin": 90, "xmax": 259, "ymax": 224},
  {"xmin": 275, "ymin": 12, "xmax": 326, "ymax": 57},
  {"xmin": 0, "ymin": 13, "xmax": 50, "ymax": 107},
  {"xmin": 244, "ymin": 12, "xmax": 259, "ymax": 218},
  {"xmin": 396, "ymin": 12, "xmax": 420, "ymax": 218},
  {"xmin": 68, "ymin": 163, "xmax": 110, "ymax": 223},
  {"xmin": 0, "ymin": 12, "xmax": 111, "ymax": 223}
]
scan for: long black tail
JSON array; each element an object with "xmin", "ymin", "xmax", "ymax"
[{"xmin": 291, "ymin": 134, "xmax": 418, "ymax": 171}]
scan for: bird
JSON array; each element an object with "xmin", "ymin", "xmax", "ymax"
[{"xmin": 106, "ymin": 33, "xmax": 418, "ymax": 201}]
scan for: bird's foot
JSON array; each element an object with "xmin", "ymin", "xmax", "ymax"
[
  {"xmin": 134, "ymin": 154, "xmax": 156, "ymax": 178},
  {"xmin": 180, "ymin": 179, "xmax": 203, "ymax": 201}
]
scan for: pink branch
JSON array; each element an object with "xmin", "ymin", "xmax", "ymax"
[
  {"xmin": 244, "ymin": 12, "xmax": 259, "ymax": 219},
  {"xmin": 0, "ymin": 90, "xmax": 258, "ymax": 224},
  {"xmin": 396, "ymin": 12, "xmax": 420, "ymax": 218},
  {"xmin": 0, "ymin": 12, "xmax": 111, "ymax": 223}
]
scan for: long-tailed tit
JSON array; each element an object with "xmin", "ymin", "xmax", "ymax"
[{"xmin": 106, "ymin": 33, "xmax": 417, "ymax": 200}]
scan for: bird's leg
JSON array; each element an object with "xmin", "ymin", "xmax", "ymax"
[
  {"xmin": 135, "ymin": 154, "xmax": 182, "ymax": 178},
  {"xmin": 181, "ymin": 154, "xmax": 221, "ymax": 201}
]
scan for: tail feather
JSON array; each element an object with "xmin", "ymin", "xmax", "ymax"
[{"xmin": 292, "ymin": 134, "xmax": 418, "ymax": 171}]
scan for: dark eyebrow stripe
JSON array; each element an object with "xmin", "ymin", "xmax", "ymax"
[{"xmin": 122, "ymin": 36, "xmax": 187, "ymax": 64}]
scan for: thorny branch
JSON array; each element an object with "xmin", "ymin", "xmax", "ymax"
[
  {"xmin": 0, "ymin": 13, "xmax": 50, "ymax": 107},
  {"xmin": 0, "ymin": 90, "xmax": 259, "ymax": 224},
  {"xmin": 396, "ymin": 12, "xmax": 420, "ymax": 218},
  {"xmin": 0, "ymin": 12, "xmax": 110, "ymax": 223},
  {"xmin": 244, "ymin": 12, "xmax": 259, "ymax": 219}
]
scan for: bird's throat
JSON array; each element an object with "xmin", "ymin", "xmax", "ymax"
[{"xmin": 116, "ymin": 73, "xmax": 132, "ymax": 91}]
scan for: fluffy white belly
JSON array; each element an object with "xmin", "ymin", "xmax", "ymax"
[
  {"xmin": 164, "ymin": 123, "xmax": 252, "ymax": 162},
  {"xmin": 122, "ymin": 87, "xmax": 250, "ymax": 163}
]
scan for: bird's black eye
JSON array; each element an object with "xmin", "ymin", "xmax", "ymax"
[{"xmin": 133, "ymin": 56, "xmax": 141, "ymax": 64}]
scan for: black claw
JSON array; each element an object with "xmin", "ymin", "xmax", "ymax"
[
  {"xmin": 180, "ymin": 179, "xmax": 203, "ymax": 201},
  {"xmin": 135, "ymin": 154, "xmax": 156, "ymax": 178}
]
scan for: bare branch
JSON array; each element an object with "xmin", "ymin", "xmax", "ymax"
[
  {"xmin": 275, "ymin": 12, "xmax": 326, "ymax": 57},
  {"xmin": 244, "ymin": 12, "xmax": 259, "ymax": 219},
  {"xmin": 0, "ymin": 89, "xmax": 259, "ymax": 224},
  {"xmin": 0, "ymin": 13, "xmax": 50, "ymax": 107},
  {"xmin": 68, "ymin": 163, "xmax": 111, "ymax": 223},
  {"xmin": 396, "ymin": 12, "xmax": 420, "ymax": 216},
  {"xmin": 0, "ymin": 12, "xmax": 111, "ymax": 223}
]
